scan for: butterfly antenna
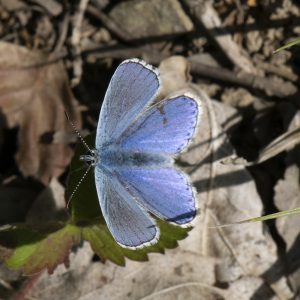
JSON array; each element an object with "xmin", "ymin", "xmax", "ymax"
[
  {"xmin": 64, "ymin": 111, "xmax": 93, "ymax": 153},
  {"xmin": 66, "ymin": 164, "xmax": 92, "ymax": 209}
]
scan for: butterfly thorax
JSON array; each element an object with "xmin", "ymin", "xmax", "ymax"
[{"xmin": 95, "ymin": 147, "xmax": 172, "ymax": 169}]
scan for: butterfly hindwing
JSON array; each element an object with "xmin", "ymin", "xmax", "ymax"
[
  {"xmin": 95, "ymin": 166, "xmax": 159, "ymax": 249},
  {"xmin": 116, "ymin": 167, "xmax": 197, "ymax": 225}
]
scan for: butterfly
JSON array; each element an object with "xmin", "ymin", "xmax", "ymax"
[{"xmin": 80, "ymin": 58, "xmax": 201, "ymax": 249}]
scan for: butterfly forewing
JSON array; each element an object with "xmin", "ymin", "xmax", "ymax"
[
  {"xmin": 96, "ymin": 59, "xmax": 160, "ymax": 148},
  {"xmin": 118, "ymin": 95, "xmax": 200, "ymax": 156}
]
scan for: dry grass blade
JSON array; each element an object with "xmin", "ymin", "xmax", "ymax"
[{"xmin": 222, "ymin": 126, "xmax": 300, "ymax": 166}]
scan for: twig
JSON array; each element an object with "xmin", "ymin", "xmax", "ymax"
[
  {"xmin": 181, "ymin": 0, "xmax": 256, "ymax": 74},
  {"xmin": 233, "ymin": 0, "xmax": 245, "ymax": 24},
  {"xmin": 86, "ymin": 4, "xmax": 133, "ymax": 43},
  {"xmin": 53, "ymin": 11, "xmax": 70, "ymax": 55},
  {"xmin": 138, "ymin": 282, "xmax": 227, "ymax": 300},
  {"xmin": 0, "ymin": 277, "xmax": 12, "ymax": 290},
  {"xmin": 188, "ymin": 58, "xmax": 297, "ymax": 98},
  {"xmin": 81, "ymin": 43, "xmax": 165, "ymax": 63},
  {"xmin": 71, "ymin": 0, "xmax": 90, "ymax": 86}
]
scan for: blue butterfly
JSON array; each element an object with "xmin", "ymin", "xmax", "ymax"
[{"xmin": 80, "ymin": 58, "xmax": 200, "ymax": 249}]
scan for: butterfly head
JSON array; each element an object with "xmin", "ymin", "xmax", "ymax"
[{"xmin": 80, "ymin": 149, "xmax": 99, "ymax": 166}]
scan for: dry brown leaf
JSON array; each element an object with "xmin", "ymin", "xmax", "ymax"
[
  {"xmin": 274, "ymin": 109, "xmax": 300, "ymax": 293},
  {"xmin": 0, "ymin": 42, "xmax": 80, "ymax": 184},
  {"xmin": 227, "ymin": 277, "xmax": 277, "ymax": 300},
  {"xmin": 158, "ymin": 56, "xmax": 192, "ymax": 99}
]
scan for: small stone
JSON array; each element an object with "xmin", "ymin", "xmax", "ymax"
[{"xmin": 109, "ymin": 0, "xmax": 193, "ymax": 39}]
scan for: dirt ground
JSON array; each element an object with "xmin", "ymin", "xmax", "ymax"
[{"xmin": 0, "ymin": 0, "xmax": 300, "ymax": 299}]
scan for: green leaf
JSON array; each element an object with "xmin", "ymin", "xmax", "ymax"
[
  {"xmin": 0, "ymin": 223, "xmax": 81, "ymax": 275},
  {"xmin": 66, "ymin": 133, "xmax": 191, "ymax": 264},
  {"xmin": 82, "ymin": 219, "xmax": 190, "ymax": 266},
  {"xmin": 82, "ymin": 223, "xmax": 126, "ymax": 266}
]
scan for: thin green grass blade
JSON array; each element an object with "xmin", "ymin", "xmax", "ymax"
[
  {"xmin": 239, "ymin": 207, "xmax": 300, "ymax": 223},
  {"xmin": 274, "ymin": 38, "xmax": 300, "ymax": 53}
]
